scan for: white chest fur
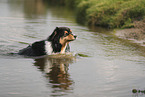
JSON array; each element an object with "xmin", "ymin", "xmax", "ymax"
[{"xmin": 45, "ymin": 41, "xmax": 53, "ymax": 55}]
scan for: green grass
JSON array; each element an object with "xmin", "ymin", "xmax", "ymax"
[{"xmin": 48, "ymin": 0, "xmax": 145, "ymax": 28}]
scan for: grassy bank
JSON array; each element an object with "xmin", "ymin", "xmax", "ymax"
[{"xmin": 47, "ymin": 0, "xmax": 145, "ymax": 29}]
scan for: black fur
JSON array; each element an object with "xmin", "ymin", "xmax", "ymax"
[{"xmin": 18, "ymin": 40, "xmax": 46, "ymax": 56}]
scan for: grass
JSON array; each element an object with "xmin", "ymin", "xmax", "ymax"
[{"xmin": 47, "ymin": 0, "xmax": 145, "ymax": 28}]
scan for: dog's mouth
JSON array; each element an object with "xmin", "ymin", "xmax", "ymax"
[{"xmin": 66, "ymin": 39, "xmax": 75, "ymax": 42}]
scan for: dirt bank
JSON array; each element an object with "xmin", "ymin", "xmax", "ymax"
[{"xmin": 115, "ymin": 19, "xmax": 145, "ymax": 46}]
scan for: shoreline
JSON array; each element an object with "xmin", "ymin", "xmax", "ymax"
[
  {"xmin": 46, "ymin": 0, "xmax": 145, "ymax": 28},
  {"xmin": 115, "ymin": 19, "xmax": 145, "ymax": 46},
  {"xmin": 46, "ymin": 0, "xmax": 145, "ymax": 47}
]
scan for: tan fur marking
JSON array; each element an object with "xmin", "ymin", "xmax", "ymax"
[
  {"xmin": 60, "ymin": 43, "xmax": 68, "ymax": 53},
  {"xmin": 59, "ymin": 38, "xmax": 65, "ymax": 45},
  {"xmin": 64, "ymin": 31, "xmax": 68, "ymax": 34}
]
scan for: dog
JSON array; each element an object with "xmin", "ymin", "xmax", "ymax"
[{"xmin": 18, "ymin": 27, "xmax": 77, "ymax": 56}]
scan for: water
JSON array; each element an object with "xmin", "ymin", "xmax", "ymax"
[{"xmin": 0, "ymin": 0, "xmax": 145, "ymax": 97}]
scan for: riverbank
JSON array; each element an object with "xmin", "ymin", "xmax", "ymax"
[
  {"xmin": 115, "ymin": 19, "xmax": 145, "ymax": 46},
  {"xmin": 47, "ymin": 0, "xmax": 145, "ymax": 46},
  {"xmin": 47, "ymin": 0, "xmax": 145, "ymax": 28}
]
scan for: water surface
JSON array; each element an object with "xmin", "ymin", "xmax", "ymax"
[{"xmin": 0, "ymin": 0, "xmax": 145, "ymax": 97}]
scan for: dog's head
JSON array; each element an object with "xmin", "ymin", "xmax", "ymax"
[{"xmin": 48, "ymin": 27, "xmax": 77, "ymax": 45}]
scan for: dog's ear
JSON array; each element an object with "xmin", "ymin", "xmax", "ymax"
[
  {"xmin": 47, "ymin": 27, "xmax": 59, "ymax": 41},
  {"xmin": 55, "ymin": 27, "xmax": 59, "ymax": 30}
]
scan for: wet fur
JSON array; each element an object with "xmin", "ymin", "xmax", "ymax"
[{"xmin": 18, "ymin": 27, "xmax": 76, "ymax": 56}]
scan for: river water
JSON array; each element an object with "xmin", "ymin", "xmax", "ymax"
[{"xmin": 0, "ymin": 0, "xmax": 145, "ymax": 97}]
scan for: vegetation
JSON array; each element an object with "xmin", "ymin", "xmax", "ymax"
[
  {"xmin": 132, "ymin": 89, "xmax": 145, "ymax": 94},
  {"xmin": 47, "ymin": 0, "xmax": 145, "ymax": 28}
]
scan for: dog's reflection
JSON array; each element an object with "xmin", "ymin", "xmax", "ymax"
[{"xmin": 33, "ymin": 56, "xmax": 74, "ymax": 95}]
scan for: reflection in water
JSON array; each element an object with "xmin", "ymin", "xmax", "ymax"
[
  {"xmin": 23, "ymin": 0, "xmax": 47, "ymax": 19},
  {"xmin": 8, "ymin": 0, "xmax": 48, "ymax": 19},
  {"xmin": 34, "ymin": 56, "xmax": 74, "ymax": 96}
]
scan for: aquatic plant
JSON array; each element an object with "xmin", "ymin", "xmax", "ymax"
[{"xmin": 132, "ymin": 89, "xmax": 145, "ymax": 94}]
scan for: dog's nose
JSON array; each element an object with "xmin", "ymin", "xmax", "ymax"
[{"xmin": 74, "ymin": 35, "xmax": 77, "ymax": 39}]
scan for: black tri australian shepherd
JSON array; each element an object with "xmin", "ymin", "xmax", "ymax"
[{"xmin": 18, "ymin": 27, "xmax": 77, "ymax": 56}]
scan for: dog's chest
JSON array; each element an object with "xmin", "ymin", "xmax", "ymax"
[
  {"xmin": 45, "ymin": 41, "xmax": 53, "ymax": 55},
  {"xmin": 60, "ymin": 44, "xmax": 67, "ymax": 54}
]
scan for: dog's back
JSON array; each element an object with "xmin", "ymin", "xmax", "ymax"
[
  {"xmin": 18, "ymin": 40, "xmax": 46, "ymax": 56},
  {"xmin": 18, "ymin": 45, "xmax": 35, "ymax": 56}
]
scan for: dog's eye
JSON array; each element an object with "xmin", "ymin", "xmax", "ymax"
[{"xmin": 64, "ymin": 33, "xmax": 69, "ymax": 36}]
